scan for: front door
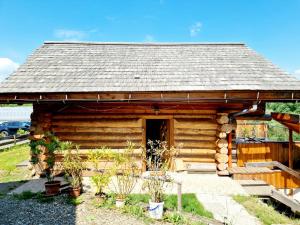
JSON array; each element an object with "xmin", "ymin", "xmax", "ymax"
[{"xmin": 145, "ymin": 119, "xmax": 169, "ymax": 170}]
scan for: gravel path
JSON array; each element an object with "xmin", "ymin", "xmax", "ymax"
[{"xmin": 0, "ymin": 193, "xmax": 156, "ymax": 225}]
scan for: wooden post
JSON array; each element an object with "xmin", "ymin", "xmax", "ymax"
[
  {"xmin": 177, "ymin": 182, "xmax": 182, "ymax": 212},
  {"xmin": 288, "ymin": 129, "xmax": 293, "ymax": 169},
  {"xmin": 142, "ymin": 118, "xmax": 147, "ymax": 172},
  {"xmin": 228, "ymin": 132, "xmax": 232, "ymax": 168}
]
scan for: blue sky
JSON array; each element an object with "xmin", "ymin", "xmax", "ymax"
[{"xmin": 0, "ymin": 0, "xmax": 300, "ymax": 80}]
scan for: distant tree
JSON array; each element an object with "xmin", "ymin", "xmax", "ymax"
[
  {"xmin": 267, "ymin": 102, "xmax": 300, "ymax": 114},
  {"xmin": 266, "ymin": 103, "xmax": 300, "ymax": 141}
]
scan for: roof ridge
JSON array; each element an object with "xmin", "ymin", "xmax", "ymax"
[{"xmin": 44, "ymin": 41, "xmax": 246, "ymax": 46}]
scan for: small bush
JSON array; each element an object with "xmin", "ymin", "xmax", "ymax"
[
  {"xmin": 122, "ymin": 204, "xmax": 154, "ymax": 224},
  {"xmin": 13, "ymin": 191, "xmax": 35, "ymax": 200},
  {"xmin": 164, "ymin": 212, "xmax": 187, "ymax": 224},
  {"xmin": 13, "ymin": 191, "xmax": 55, "ymax": 203},
  {"xmin": 35, "ymin": 192, "xmax": 54, "ymax": 203},
  {"xmin": 17, "ymin": 129, "xmax": 28, "ymax": 135},
  {"xmin": 66, "ymin": 196, "xmax": 83, "ymax": 205}
]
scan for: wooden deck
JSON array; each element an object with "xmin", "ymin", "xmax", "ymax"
[{"xmin": 229, "ymin": 166, "xmax": 300, "ymax": 189}]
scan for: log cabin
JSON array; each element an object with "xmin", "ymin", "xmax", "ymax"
[{"xmin": 0, "ymin": 42, "xmax": 300, "ymax": 175}]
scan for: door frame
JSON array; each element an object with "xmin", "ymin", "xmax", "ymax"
[{"xmin": 141, "ymin": 116, "xmax": 174, "ymax": 171}]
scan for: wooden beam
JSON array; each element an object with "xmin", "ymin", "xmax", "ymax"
[
  {"xmin": 0, "ymin": 90, "xmax": 299, "ymax": 103},
  {"xmin": 271, "ymin": 113, "xmax": 300, "ymax": 124},
  {"xmin": 282, "ymin": 122, "xmax": 300, "ymax": 134},
  {"xmin": 228, "ymin": 132, "xmax": 232, "ymax": 168},
  {"xmin": 271, "ymin": 112, "xmax": 300, "ymax": 134},
  {"xmin": 235, "ymin": 114, "xmax": 272, "ymax": 121},
  {"xmin": 289, "ymin": 129, "xmax": 293, "ymax": 168}
]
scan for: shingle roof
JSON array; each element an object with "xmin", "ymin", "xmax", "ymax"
[{"xmin": 1, "ymin": 41, "xmax": 299, "ymax": 93}]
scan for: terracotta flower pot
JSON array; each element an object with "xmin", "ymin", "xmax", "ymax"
[
  {"xmin": 45, "ymin": 180, "xmax": 61, "ymax": 196},
  {"xmin": 69, "ymin": 187, "xmax": 81, "ymax": 197}
]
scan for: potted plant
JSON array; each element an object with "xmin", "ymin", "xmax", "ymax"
[
  {"xmin": 142, "ymin": 140, "xmax": 175, "ymax": 219},
  {"xmin": 30, "ymin": 132, "xmax": 63, "ymax": 196},
  {"xmin": 111, "ymin": 141, "xmax": 141, "ymax": 208},
  {"xmin": 143, "ymin": 175, "xmax": 167, "ymax": 219},
  {"xmin": 62, "ymin": 143, "xmax": 84, "ymax": 197}
]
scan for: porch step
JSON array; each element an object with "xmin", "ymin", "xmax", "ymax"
[
  {"xmin": 236, "ymin": 179, "xmax": 272, "ymax": 196},
  {"xmin": 186, "ymin": 163, "xmax": 216, "ymax": 174},
  {"xmin": 271, "ymin": 189, "xmax": 300, "ymax": 213}
]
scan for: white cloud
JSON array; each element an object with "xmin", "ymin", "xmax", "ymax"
[
  {"xmin": 294, "ymin": 69, "xmax": 300, "ymax": 80},
  {"xmin": 144, "ymin": 34, "xmax": 155, "ymax": 42},
  {"xmin": 0, "ymin": 58, "xmax": 19, "ymax": 81},
  {"xmin": 189, "ymin": 22, "xmax": 202, "ymax": 37},
  {"xmin": 54, "ymin": 29, "xmax": 88, "ymax": 41}
]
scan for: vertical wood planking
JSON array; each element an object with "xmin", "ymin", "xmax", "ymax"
[
  {"xmin": 289, "ymin": 129, "xmax": 293, "ymax": 168},
  {"xmin": 237, "ymin": 142, "xmax": 300, "ymax": 166},
  {"xmin": 232, "ymin": 171, "xmax": 300, "ymax": 189}
]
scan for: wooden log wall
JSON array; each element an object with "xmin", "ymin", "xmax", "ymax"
[
  {"xmin": 237, "ymin": 142, "xmax": 300, "ymax": 167},
  {"xmin": 29, "ymin": 102, "xmax": 249, "ymax": 173},
  {"xmin": 51, "ymin": 115, "xmax": 143, "ymax": 149},
  {"xmin": 174, "ymin": 116, "xmax": 217, "ymax": 165}
]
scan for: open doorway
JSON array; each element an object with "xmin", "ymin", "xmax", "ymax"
[{"xmin": 145, "ymin": 119, "xmax": 169, "ymax": 170}]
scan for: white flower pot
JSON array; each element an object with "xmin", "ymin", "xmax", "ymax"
[
  {"xmin": 149, "ymin": 201, "xmax": 164, "ymax": 219},
  {"xmin": 116, "ymin": 199, "xmax": 125, "ymax": 208}
]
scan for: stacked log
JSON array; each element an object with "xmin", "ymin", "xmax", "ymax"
[
  {"xmin": 215, "ymin": 113, "xmax": 232, "ymax": 176},
  {"xmin": 29, "ymin": 109, "xmax": 53, "ymax": 177}
]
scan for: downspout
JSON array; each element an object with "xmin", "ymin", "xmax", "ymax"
[{"xmin": 230, "ymin": 103, "xmax": 258, "ymax": 119}]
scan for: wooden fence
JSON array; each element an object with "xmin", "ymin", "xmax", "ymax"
[{"xmin": 237, "ymin": 142, "xmax": 300, "ymax": 167}]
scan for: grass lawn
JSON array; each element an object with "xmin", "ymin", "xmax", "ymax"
[
  {"xmin": 0, "ymin": 144, "xmax": 30, "ymax": 183},
  {"xmin": 233, "ymin": 195, "xmax": 300, "ymax": 225},
  {"xmin": 127, "ymin": 193, "xmax": 213, "ymax": 219}
]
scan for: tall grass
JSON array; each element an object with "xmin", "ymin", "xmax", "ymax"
[{"xmin": 233, "ymin": 195, "xmax": 300, "ymax": 225}]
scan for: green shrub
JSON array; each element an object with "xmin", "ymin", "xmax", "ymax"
[
  {"xmin": 66, "ymin": 196, "xmax": 83, "ymax": 205},
  {"xmin": 164, "ymin": 212, "xmax": 187, "ymax": 224},
  {"xmin": 13, "ymin": 191, "xmax": 35, "ymax": 200},
  {"xmin": 12, "ymin": 191, "xmax": 55, "ymax": 203},
  {"xmin": 126, "ymin": 193, "xmax": 150, "ymax": 205}
]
